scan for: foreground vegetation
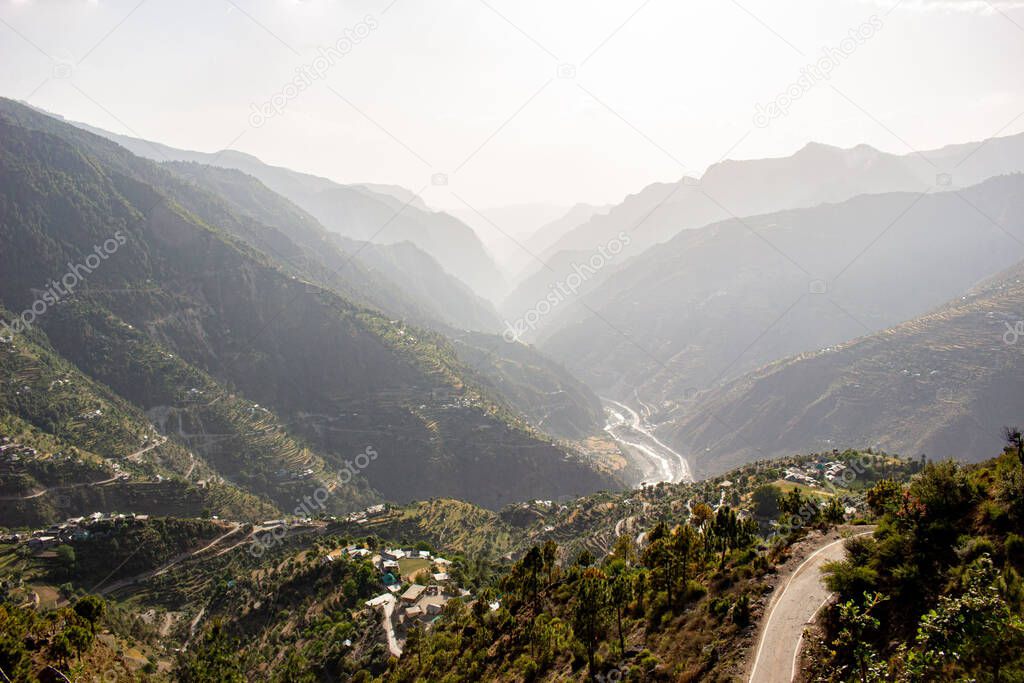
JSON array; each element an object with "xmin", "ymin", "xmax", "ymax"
[
  {"xmin": 0, "ymin": 446, "xmax": 921, "ymax": 681},
  {"xmin": 2, "ymin": 436, "xmax": 1021, "ymax": 681},
  {"xmin": 811, "ymin": 433, "xmax": 1024, "ymax": 681}
]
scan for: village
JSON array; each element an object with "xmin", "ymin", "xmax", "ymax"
[
  {"xmin": 0, "ymin": 434, "xmax": 129, "ymax": 481},
  {"xmin": 781, "ymin": 458, "xmax": 851, "ymax": 488},
  {"xmin": 1, "ymin": 511, "xmax": 150, "ymax": 550},
  {"xmin": 0, "ymin": 435, "xmax": 40, "ymax": 463},
  {"xmin": 350, "ymin": 544, "xmax": 471, "ymax": 657}
]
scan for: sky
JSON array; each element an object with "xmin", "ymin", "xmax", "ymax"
[{"xmin": 2, "ymin": 0, "xmax": 1024, "ymax": 211}]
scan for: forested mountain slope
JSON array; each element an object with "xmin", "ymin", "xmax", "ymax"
[
  {"xmin": 665, "ymin": 258, "xmax": 1024, "ymax": 477},
  {"xmin": 0, "ymin": 98, "xmax": 615, "ymax": 510}
]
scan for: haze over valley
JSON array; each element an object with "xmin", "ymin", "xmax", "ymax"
[{"xmin": 2, "ymin": 2, "xmax": 1024, "ymax": 681}]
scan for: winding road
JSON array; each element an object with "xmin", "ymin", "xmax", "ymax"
[
  {"xmin": 94, "ymin": 523, "xmax": 243, "ymax": 595},
  {"xmin": 748, "ymin": 530, "xmax": 874, "ymax": 683},
  {"xmin": 602, "ymin": 397, "xmax": 692, "ymax": 484},
  {"xmin": 126, "ymin": 435, "xmax": 168, "ymax": 463},
  {"xmin": 0, "ymin": 475, "xmax": 121, "ymax": 501}
]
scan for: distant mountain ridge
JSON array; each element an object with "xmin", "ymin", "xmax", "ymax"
[
  {"xmin": 666, "ymin": 257, "xmax": 1024, "ymax": 477},
  {"xmin": 546, "ymin": 134, "xmax": 1024, "ymax": 260},
  {"xmin": 503, "ymin": 132, "xmax": 1024, "ymax": 338},
  {"xmin": 68, "ymin": 119, "xmax": 508, "ymax": 303},
  {"xmin": 156, "ymin": 160, "xmax": 603, "ymax": 439},
  {"xmin": 163, "ymin": 160, "xmax": 502, "ymax": 334},
  {"xmin": 538, "ymin": 174, "xmax": 1024, "ymax": 406}
]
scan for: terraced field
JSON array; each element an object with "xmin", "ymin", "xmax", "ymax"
[{"xmin": 0, "ymin": 328, "xmax": 158, "ymax": 461}]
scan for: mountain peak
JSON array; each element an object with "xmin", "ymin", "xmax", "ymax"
[{"xmin": 795, "ymin": 140, "xmax": 882, "ymax": 159}]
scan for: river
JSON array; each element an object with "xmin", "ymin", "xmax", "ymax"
[{"xmin": 602, "ymin": 397, "xmax": 693, "ymax": 485}]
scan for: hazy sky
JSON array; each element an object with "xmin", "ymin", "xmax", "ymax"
[{"xmin": 3, "ymin": 0, "xmax": 1024, "ymax": 210}]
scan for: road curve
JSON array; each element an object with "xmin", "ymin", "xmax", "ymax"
[
  {"xmin": 0, "ymin": 475, "xmax": 120, "ymax": 501},
  {"xmin": 748, "ymin": 531, "xmax": 873, "ymax": 683}
]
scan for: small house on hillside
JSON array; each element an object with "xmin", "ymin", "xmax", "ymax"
[{"xmin": 400, "ymin": 584, "xmax": 426, "ymax": 604}]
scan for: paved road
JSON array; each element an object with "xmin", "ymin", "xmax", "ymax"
[
  {"xmin": 366, "ymin": 593, "xmax": 402, "ymax": 657},
  {"xmin": 748, "ymin": 531, "xmax": 873, "ymax": 683}
]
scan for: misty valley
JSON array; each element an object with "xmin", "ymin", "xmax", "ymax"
[{"xmin": 1, "ymin": 2, "xmax": 1024, "ymax": 681}]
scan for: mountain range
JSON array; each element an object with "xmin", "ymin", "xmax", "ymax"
[
  {"xmin": 72, "ymin": 121, "xmax": 509, "ymax": 304},
  {"xmin": 537, "ymin": 174, "xmax": 1024, "ymax": 403},
  {"xmin": 4, "ymin": 95, "xmax": 1024, "ymax": 519},
  {"xmin": 503, "ymin": 133, "xmax": 1024, "ymax": 337},
  {"xmin": 0, "ymin": 98, "xmax": 617, "ymax": 518}
]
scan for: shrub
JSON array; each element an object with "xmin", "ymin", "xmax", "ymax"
[
  {"xmin": 514, "ymin": 654, "xmax": 539, "ymax": 682},
  {"xmin": 682, "ymin": 580, "xmax": 707, "ymax": 604},
  {"xmin": 708, "ymin": 596, "xmax": 731, "ymax": 620},
  {"xmin": 1006, "ymin": 533, "xmax": 1024, "ymax": 566},
  {"xmin": 732, "ymin": 593, "xmax": 751, "ymax": 627},
  {"xmin": 823, "ymin": 561, "xmax": 878, "ymax": 597}
]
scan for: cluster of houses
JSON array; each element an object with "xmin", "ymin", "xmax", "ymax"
[
  {"xmin": 376, "ymin": 547, "xmax": 453, "ymax": 586},
  {"xmin": 820, "ymin": 461, "xmax": 850, "ymax": 482},
  {"xmin": 783, "ymin": 460, "xmax": 850, "ymax": 488},
  {"xmin": 0, "ymin": 436, "xmax": 40, "ymax": 464},
  {"xmin": 343, "ymin": 503, "xmax": 389, "ymax": 524},
  {"xmin": 2, "ymin": 512, "xmax": 150, "ymax": 551},
  {"xmin": 1, "ymin": 436, "xmax": 127, "ymax": 482},
  {"xmin": 273, "ymin": 467, "xmax": 316, "ymax": 481},
  {"xmin": 394, "ymin": 582, "xmax": 463, "ymax": 624},
  {"xmin": 354, "ymin": 544, "xmax": 466, "ymax": 645}
]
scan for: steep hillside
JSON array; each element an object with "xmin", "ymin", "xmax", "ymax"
[
  {"xmin": 665, "ymin": 259, "xmax": 1024, "ymax": 478},
  {"xmin": 163, "ymin": 160, "xmax": 501, "ymax": 333},
  {"xmin": 70, "ymin": 121, "xmax": 508, "ymax": 302},
  {"xmin": 809, "ymin": 452, "xmax": 1024, "ymax": 681},
  {"xmin": 151, "ymin": 162, "xmax": 606, "ymax": 443},
  {"xmin": 148, "ymin": 160, "xmax": 604, "ymax": 445},
  {"xmin": 0, "ymin": 98, "xmax": 616, "ymax": 509},
  {"xmin": 448, "ymin": 331, "xmax": 605, "ymax": 440},
  {"xmin": 500, "ymin": 246, "xmax": 628, "ymax": 337},
  {"xmin": 539, "ymin": 176, "xmax": 1024, "ymax": 402},
  {"xmin": 523, "ymin": 203, "xmax": 611, "ymax": 265},
  {"xmin": 0, "ymin": 445, "xmax": 917, "ymax": 682},
  {"xmin": 502, "ymin": 203, "xmax": 613, "ymax": 319},
  {"xmin": 0, "ymin": 305, "xmax": 275, "ymax": 525},
  {"xmin": 336, "ymin": 236, "xmax": 501, "ymax": 333},
  {"xmin": 42, "ymin": 300, "xmax": 379, "ymax": 513}
]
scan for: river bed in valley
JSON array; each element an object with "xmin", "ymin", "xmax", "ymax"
[{"xmin": 602, "ymin": 397, "xmax": 693, "ymax": 485}]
